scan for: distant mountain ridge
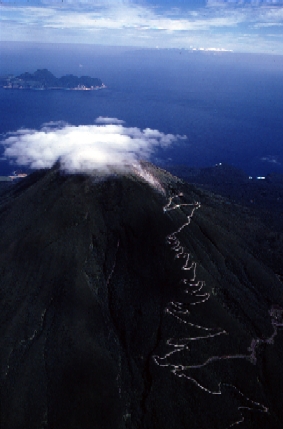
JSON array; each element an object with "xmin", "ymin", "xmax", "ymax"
[{"xmin": 0, "ymin": 69, "xmax": 105, "ymax": 90}]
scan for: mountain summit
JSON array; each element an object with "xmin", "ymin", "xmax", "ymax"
[{"xmin": 1, "ymin": 164, "xmax": 283, "ymax": 429}]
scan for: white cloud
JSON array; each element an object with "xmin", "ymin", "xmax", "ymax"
[
  {"xmin": 0, "ymin": 2, "xmax": 283, "ymax": 53},
  {"xmin": 41, "ymin": 120, "xmax": 69, "ymax": 129},
  {"xmin": 37, "ymin": 7, "xmax": 244, "ymax": 32},
  {"xmin": 0, "ymin": 4, "xmax": 250, "ymax": 34},
  {"xmin": 94, "ymin": 116, "xmax": 125, "ymax": 125},
  {"xmin": 254, "ymin": 22, "xmax": 283, "ymax": 27},
  {"xmin": 1, "ymin": 120, "xmax": 185, "ymax": 175},
  {"xmin": 261, "ymin": 155, "xmax": 281, "ymax": 165}
]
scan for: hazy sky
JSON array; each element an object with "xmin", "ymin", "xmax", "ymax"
[{"xmin": 0, "ymin": 0, "xmax": 283, "ymax": 54}]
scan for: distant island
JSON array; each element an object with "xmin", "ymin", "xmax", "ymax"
[{"xmin": 0, "ymin": 69, "xmax": 106, "ymax": 90}]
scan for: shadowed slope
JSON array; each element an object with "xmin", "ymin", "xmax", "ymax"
[{"xmin": 0, "ymin": 165, "xmax": 283, "ymax": 429}]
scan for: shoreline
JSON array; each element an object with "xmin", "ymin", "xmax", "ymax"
[{"xmin": 1, "ymin": 84, "xmax": 107, "ymax": 91}]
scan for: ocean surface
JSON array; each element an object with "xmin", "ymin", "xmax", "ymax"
[{"xmin": 1, "ymin": 42, "xmax": 283, "ymax": 177}]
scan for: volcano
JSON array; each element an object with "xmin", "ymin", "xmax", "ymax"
[{"xmin": 0, "ymin": 163, "xmax": 283, "ymax": 429}]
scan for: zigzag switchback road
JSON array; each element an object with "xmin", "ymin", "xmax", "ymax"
[
  {"xmin": 0, "ymin": 163, "xmax": 283, "ymax": 429},
  {"xmin": 153, "ymin": 193, "xmax": 283, "ymax": 427}
]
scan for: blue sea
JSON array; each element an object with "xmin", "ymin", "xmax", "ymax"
[{"xmin": 1, "ymin": 42, "xmax": 283, "ymax": 177}]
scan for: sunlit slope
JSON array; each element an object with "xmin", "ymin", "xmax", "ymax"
[{"xmin": 0, "ymin": 164, "xmax": 282, "ymax": 429}]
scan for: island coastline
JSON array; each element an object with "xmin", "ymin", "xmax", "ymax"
[{"xmin": 0, "ymin": 68, "xmax": 106, "ymax": 91}]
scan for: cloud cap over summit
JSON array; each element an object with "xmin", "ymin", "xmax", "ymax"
[{"xmin": 1, "ymin": 119, "xmax": 186, "ymax": 174}]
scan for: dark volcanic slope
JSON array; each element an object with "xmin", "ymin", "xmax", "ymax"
[
  {"xmin": 0, "ymin": 165, "xmax": 283, "ymax": 429},
  {"xmin": 166, "ymin": 164, "xmax": 283, "ymax": 233}
]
